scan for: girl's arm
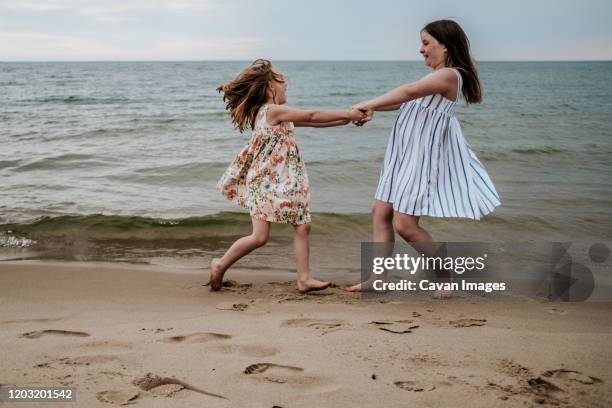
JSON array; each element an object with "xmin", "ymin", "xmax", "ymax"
[
  {"xmin": 350, "ymin": 103, "xmax": 401, "ymax": 126},
  {"xmin": 358, "ymin": 68, "xmax": 457, "ymax": 111},
  {"xmin": 294, "ymin": 119, "xmax": 350, "ymax": 128},
  {"xmin": 373, "ymin": 104, "xmax": 402, "ymax": 111},
  {"xmin": 267, "ymin": 105, "xmax": 363, "ymax": 126}
]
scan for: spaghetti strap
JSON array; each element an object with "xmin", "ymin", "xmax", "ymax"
[{"xmin": 452, "ymin": 68, "xmax": 462, "ymax": 101}]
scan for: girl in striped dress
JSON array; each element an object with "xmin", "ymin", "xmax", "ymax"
[{"xmin": 348, "ymin": 20, "xmax": 501, "ymax": 297}]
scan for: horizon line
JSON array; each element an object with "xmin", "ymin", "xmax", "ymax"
[{"xmin": 1, "ymin": 59, "xmax": 611, "ymax": 63}]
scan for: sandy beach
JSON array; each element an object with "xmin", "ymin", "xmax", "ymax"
[{"xmin": 1, "ymin": 260, "xmax": 611, "ymax": 407}]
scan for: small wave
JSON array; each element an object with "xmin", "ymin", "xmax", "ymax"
[
  {"xmin": 14, "ymin": 154, "xmax": 112, "ymax": 172},
  {"xmin": 2, "ymin": 212, "xmax": 609, "ymax": 258},
  {"xmin": 476, "ymin": 152, "xmax": 509, "ymax": 162},
  {"xmin": 1, "ymin": 211, "xmax": 583, "ymax": 244},
  {"xmin": 201, "ymin": 111, "xmax": 231, "ymax": 119},
  {"xmin": 0, "ymin": 212, "xmax": 371, "ymax": 244},
  {"xmin": 8, "ymin": 131, "xmax": 39, "ymax": 140},
  {"xmin": 328, "ymin": 92, "xmax": 361, "ymax": 97},
  {"xmin": 0, "ymin": 159, "xmax": 22, "ymax": 170},
  {"xmin": 476, "ymin": 146, "xmax": 580, "ymax": 161},
  {"xmin": 556, "ymin": 103, "xmax": 579, "ymax": 111},
  {"xmin": 0, "ymin": 80, "xmax": 24, "ymax": 86},
  {"xmin": 105, "ymin": 162, "xmax": 228, "ymax": 184},
  {"xmin": 156, "ymin": 118, "xmax": 182, "ymax": 124},
  {"xmin": 511, "ymin": 147, "xmax": 566, "ymax": 155},
  {"xmin": 21, "ymin": 95, "xmax": 134, "ymax": 105},
  {"xmin": 126, "ymin": 116, "xmax": 197, "ymax": 124},
  {"xmin": 473, "ymin": 214, "xmax": 558, "ymax": 230},
  {"xmin": 0, "ymin": 232, "xmax": 37, "ymax": 248}
]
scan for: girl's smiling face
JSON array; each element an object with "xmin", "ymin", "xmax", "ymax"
[
  {"xmin": 268, "ymin": 67, "xmax": 287, "ymax": 104},
  {"xmin": 419, "ymin": 30, "xmax": 448, "ymax": 69}
]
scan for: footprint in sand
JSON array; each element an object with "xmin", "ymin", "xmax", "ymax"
[
  {"xmin": 546, "ymin": 307, "xmax": 568, "ymax": 315},
  {"xmin": 268, "ymin": 281, "xmax": 336, "ymax": 302},
  {"xmin": 526, "ymin": 376, "xmax": 570, "ymax": 405},
  {"xmin": 34, "ymin": 354, "xmax": 119, "ymax": 369},
  {"xmin": 281, "ymin": 318, "xmax": 345, "ymax": 334},
  {"xmin": 220, "ymin": 280, "xmax": 253, "ymax": 294},
  {"xmin": 271, "ymin": 293, "xmax": 307, "ymax": 303},
  {"xmin": 96, "ymin": 389, "xmax": 140, "ymax": 405},
  {"xmin": 244, "ymin": 363, "xmax": 317, "ymax": 385},
  {"xmin": 244, "ymin": 363, "xmax": 304, "ymax": 375},
  {"xmin": 369, "ymin": 320, "xmax": 394, "ymax": 325},
  {"xmin": 542, "ymin": 369, "xmax": 603, "ymax": 385},
  {"xmin": 379, "ymin": 325, "xmax": 419, "ymax": 334},
  {"xmin": 20, "ymin": 329, "xmax": 90, "ymax": 339},
  {"xmin": 448, "ymin": 318, "xmax": 486, "ymax": 328},
  {"xmin": 527, "ymin": 369, "xmax": 605, "ymax": 404},
  {"xmin": 527, "ymin": 376, "xmax": 564, "ymax": 392},
  {"xmin": 3, "ymin": 317, "xmax": 64, "ymax": 324},
  {"xmin": 78, "ymin": 340, "xmax": 133, "ymax": 351},
  {"xmin": 161, "ymin": 332, "xmax": 232, "ymax": 344},
  {"xmin": 394, "ymin": 380, "xmax": 437, "ymax": 392},
  {"xmin": 494, "ymin": 360, "xmax": 586, "ymax": 405},
  {"xmin": 267, "ymin": 281, "xmax": 295, "ymax": 287},
  {"xmin": 498, "ymin": 358, "xmax": 532, "ymax": 378},
  {"xmin": 370, "ymin": 320, "xmax": 419, "ymax": 334},
  {"xmin": 57, "ymin": 355, "xmax": 119, "ymax": 366},
  {"xmin": 212, "ymin": 344, "xmax": 280, "ymax": 358},
  {"xmin": 369, "ymin": 319, "xmax": 415, "ymax": 325},
  {"xmin": 215, "ymin": 302, "xmax": 248, "ymax": 311},
  {"xmin": 139, "ymin": 327, "xmax": 173, "ymax": 333},
  {"xmin": 406, "ymin": 354, "xmax": 446, "ymax": 367},
  {"xmin": 133, "ymin": 372, "xmax": 226, "ymax": 400}
]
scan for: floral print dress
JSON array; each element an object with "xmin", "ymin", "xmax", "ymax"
[{"xmin": 217, "ymin": 104, "xmax": 311, "ymax": 225}]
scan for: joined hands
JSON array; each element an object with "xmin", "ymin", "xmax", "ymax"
[{"xmin": 349, "ymin": 102, "xmax": 374, "ymax": 127}]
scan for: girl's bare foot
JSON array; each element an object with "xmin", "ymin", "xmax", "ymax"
[
  {"xmin": 297, "ymin": 278, "xmax": 331, "ymax": 294},
  {"xmin": 208, "ymin": 258, "xmax": 225, "ymax": 291},
  {"xmin": 344, "ymin": 275, "xmax": 385, "ymax": 293},
  {"xmin": 432, "ymin": 290, "xmax": 453, "ymax": 299},
  {"xmin": 345, "ymin": 282, "xmax": 363, "ymax": 292}
]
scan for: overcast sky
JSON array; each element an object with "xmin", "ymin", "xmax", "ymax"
[{"xmin": 1, "ymin": 0, "xmax": 610, "ymax": 61}]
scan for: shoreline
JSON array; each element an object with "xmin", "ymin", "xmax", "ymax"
[{"xmin": 1, "ymin": 260, "xmax": 611, "ymax": 407}]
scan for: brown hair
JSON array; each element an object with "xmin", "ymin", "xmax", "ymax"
[
  {"xmin": 422, "ymin": 19, "xmax": 482, "ymax": 104},
  {"xmin": 217, "ymin": 59, "xmax": 283, "ymax": 132}
]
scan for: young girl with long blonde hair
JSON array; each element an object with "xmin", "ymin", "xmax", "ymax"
[{"xmin": 210, "ymin": 59, "xmax": 364, "ymax": 293}]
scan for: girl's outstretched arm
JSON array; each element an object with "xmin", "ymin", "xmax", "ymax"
[
  {"xmin": 267, "ymin": 105, "xmax": 363, "ymax": 127},
  {"xmin": 358, "ymin": 68, "xmax": 457, "ymax": 111},
  {"xmin": 369, "ymin": 104, "xmax": 402, "ymax": 111},
  {"xmin": 350, "ymin": 104, "xmax": 400, "ymax": 127},
  {"xmin": 293, "ymin": 119, "xmax": 350, "ymax": 128}
]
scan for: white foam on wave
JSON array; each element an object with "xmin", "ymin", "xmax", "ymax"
[{"xmin": 0, "ymin": 231, "xmax": 37, "ymax": 248}]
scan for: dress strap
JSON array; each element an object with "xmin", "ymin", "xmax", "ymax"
[
  {"xmin": 254, "ymin": 103, "xmax": 269, "ymax": 129},
  {"xmin": 452, "ymin": 68, "xmax": 462, "ymax": 101}
]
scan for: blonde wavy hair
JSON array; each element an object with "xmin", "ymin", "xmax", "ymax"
[{"xmin": 217, "ymin": 59, "xmax": 284, "ymax": 132}]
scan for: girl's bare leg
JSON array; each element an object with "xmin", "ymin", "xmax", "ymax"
[
  {"xmin": 208, "ymin": 218, "xmax": 270, "ymax": 291},
  {"xmin": 392, "ymin": 212, "xmax": 432, "ymax": 241},
  {"xmin": 293, "ymin": 223, "xmax": 331, "ymax": 293},
  {"xmin": 392, "ymin": 212, "xmax": 453, "ymax": 299},
  {"xmin": 346, "ymin": 200, "xmax": 395, "ymax": 292}
]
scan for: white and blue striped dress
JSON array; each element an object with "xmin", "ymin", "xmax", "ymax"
[{"xmin": 375, "ymin": 68, "xmax": 500, "ymax": 220}]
